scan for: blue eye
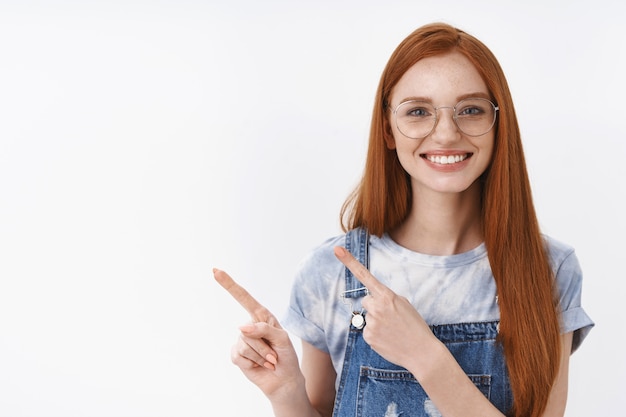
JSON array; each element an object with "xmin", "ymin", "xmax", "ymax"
[
  {"xmin": 457, "ymin": 106, "xmax": 484, "ymax": 116},
  {"xmin": 406, "ymin": 106, "xmax": 432, "ymax": 117}
]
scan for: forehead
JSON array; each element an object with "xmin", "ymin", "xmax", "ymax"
[{"xmin": 390, "ymin": 51, "xmax": 489, "ymax": 104}]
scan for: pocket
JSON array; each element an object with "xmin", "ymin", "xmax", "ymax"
[
  {"xmin": 356, "ymin": 367, "xmax": 492, "ymax": 417},
  {"xmin": 356, "ymin": 367, "xmax": 423, "ymax": 417},
  {"xmin": 468, "ymin": 374, "xmax": 492, "ymax": 399}
]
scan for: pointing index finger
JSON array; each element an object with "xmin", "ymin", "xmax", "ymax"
[
  {"xmin": 213, "ymin": 268, "xmax": 280, "ymax": 327},
  {"xmin": 333, "ymin": 246, "xmax": 388, "ymax": 296}
]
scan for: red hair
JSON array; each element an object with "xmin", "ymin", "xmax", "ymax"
[{"xmin": 341, "ymin": 23, "xmax": 561, "ymax": 417}]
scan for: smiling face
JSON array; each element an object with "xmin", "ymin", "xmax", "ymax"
[{"xmin": 387, "ymin": 51, "xmax": 495, "ymax": 197}]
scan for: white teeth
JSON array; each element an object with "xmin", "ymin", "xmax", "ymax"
[{"xmin": 426, "ymin": 154, "xmax": 468, "ymax": 165}]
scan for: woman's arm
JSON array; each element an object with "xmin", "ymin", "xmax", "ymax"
[
  {"xmin": 411, "ymin": 332, "xmax": 572, "ymax": 417},
  {"xmin": 301, "ymin": 341, "xmax": 337, "ymax": 417},
  {"xmin": 541, "ymin": 332, "xmax": 572, "ymax": 416}
]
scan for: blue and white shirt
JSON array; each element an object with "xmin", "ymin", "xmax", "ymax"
[{"xmin": 283, "ymin": 232, "xmax": 594, "ymax": 380}]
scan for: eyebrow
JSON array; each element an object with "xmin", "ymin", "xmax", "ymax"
[{"xmin": 395, "ymin": 92, "xmax": 493, "ymax": 105}]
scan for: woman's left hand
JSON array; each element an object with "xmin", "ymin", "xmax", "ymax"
[{"xmin": 334, "ymin": 246, "xmax": 439, "ymax": 371}]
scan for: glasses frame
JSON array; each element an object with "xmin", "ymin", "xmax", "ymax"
[{"xmin": 391, "ymin": 97, "xmax": 500, "ymax": 139}]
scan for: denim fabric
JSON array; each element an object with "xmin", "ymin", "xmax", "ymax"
[
  {"xmin": 332, "ymin": 228, "xmax": 512, "ymax": 416},
  {"xmin": 282, "ymin": 229, "xmax": 594, "ymax": 412},
  {"xmin": 333, "ymin": 323, "xmax": 511, "ymax": 416}
]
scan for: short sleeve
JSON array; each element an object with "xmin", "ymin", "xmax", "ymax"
[
  {"xmin": 281, "ymin": 235, "xmax": 345, "ymax": 354},
  {"xmin": 551, "ymin": 244, "xmax": 594, "ymax": 353},
  {"xmin": 282, "ymin": 258, "xmax": 329, "ymax": 353}
]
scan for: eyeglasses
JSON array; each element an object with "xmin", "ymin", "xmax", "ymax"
[{"xmin": 391, "ymin": 98, "xmax": 499, "ymax": 139}]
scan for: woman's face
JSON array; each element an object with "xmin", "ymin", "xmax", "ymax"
[{"xmin": 387, "ymin": 51, "xmax": 495, "ymax": 197}]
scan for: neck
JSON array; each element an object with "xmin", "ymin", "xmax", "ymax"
[{"xmin": 389, "ymin": 181, "xmax": 483, "ymax": 256}]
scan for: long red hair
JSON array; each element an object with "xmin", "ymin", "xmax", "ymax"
[{"xmin": 340, "ymin": 23, "xmax": 561, "ymax": 417}]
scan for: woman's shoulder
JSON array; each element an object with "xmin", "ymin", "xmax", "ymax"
[
  {"xmin": 302, "ymin": 233, "xmax": 346, "ymax": 262},
  {"xmin": 542, "ymin": 234, "xmax": 577, "ymax": 268},
  {"xmin": 292, "ymin": 232, "xmax": 347, "ymax": 284},
  {"xmin": 543, "ymin": 234, "xmax": 574, "ymax": 254},
  {"xmin": 542, "ymin": 234, "xmax": 584, "ymax": 294}
]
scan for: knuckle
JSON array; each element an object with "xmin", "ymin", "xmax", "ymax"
[
  {"xmin": 230, "ymin": 346, "xmax": 243, "ymax": 364},
  {"xmin": 252, "ymin": 321, "xmax": 268, "ymax": 332},
  {"xmin": 253, "ymin": 306, "xmax": 271, "ymax": 320},
  {"xmin": 250, "ymin": 339, "xmax": 268, "ymax": 355},
  {"xmin": 381, "ymin": 289, "xmax": 394, "ymax": 301},
  {"xmin": 268, "ymin": 317, "xmax": 281, "ymax": 328},
  {"xmin": 235, "ymin": 343, "xmax": 248, "ymax": 358}
]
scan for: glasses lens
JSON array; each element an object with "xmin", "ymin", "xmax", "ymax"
[
  {"xmin": 394, "ymin": 101, "xmax": 436, "ymax": 139},
  {"xmin": 454, "ymin": 98, "xmax": 497, "ymax": 136},
  {"xmin": 393, "ymin": 98, "xmax": 498, "ymax": 139}
]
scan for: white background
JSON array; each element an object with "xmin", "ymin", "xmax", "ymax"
[{"xmin": 0, "ymin": 1, "xmax": 623, "ymax": 416}]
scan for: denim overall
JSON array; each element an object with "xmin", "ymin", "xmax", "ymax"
[{"xmin": 332, "ymin": 228, "xmax": 513, "ymax": 417}]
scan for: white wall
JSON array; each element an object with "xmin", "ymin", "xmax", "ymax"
[{"xmin": 0, "ymin": 1, "xmax": 622, "ymax": 415}]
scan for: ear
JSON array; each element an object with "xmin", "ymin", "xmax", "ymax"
[{"xmin": 383, "ymin": 116, "xmax": 396, "ymax": 150}]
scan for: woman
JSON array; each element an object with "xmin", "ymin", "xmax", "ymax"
[{"xmin": 214, "ymin": 22, "xmax": 593, "ymax": 417}]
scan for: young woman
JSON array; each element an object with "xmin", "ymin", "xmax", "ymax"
[{"xmin": 214, "ymin": 22, "xmax": 593, "ymax": 417}]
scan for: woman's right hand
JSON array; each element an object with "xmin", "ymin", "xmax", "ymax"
[{"xmin": 213, "ymin": 268, "xmax": 305, "ymax": 402}]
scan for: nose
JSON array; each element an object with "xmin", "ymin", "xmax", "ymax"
[{"xmin": 430, "ymin": 107, "xmax": 461, "ymax": 143}]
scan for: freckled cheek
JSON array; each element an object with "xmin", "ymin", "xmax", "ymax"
[
  {"xmin": 481, "ymin": 137, "xmax": 496, "ymax": 166},
  {"xmin": 394, "ymin": 141, "xmax": 425, "ymax": 165}
]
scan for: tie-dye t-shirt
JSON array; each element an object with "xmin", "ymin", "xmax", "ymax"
[{"xmin": 283, "ymin": 232, "xmax": 594, "ymax": 381}]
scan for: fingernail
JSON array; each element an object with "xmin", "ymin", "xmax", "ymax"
[
  {"xmin": 239, "ymin": 324, "xmax": 255, "ymax": 333},
  {"xmin": 263, "ymin": 362, "xmax": 276, "ymax": 370},
  {"xmin": 265, "ymin": 353, "xmax": 277, "ymax": 365},
  {"xmin": 334, "ymin": 246, "xmax": 347, "ymax": 257}
]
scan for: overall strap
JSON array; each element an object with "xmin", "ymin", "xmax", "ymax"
[{"xmin": 344, "ymin": 227, "xmax": 369, "ymax": 299}]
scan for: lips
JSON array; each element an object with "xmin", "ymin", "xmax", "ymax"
[{"xmin": 422, "ymin": 153, "xmax": 471, "ymax": 165}]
